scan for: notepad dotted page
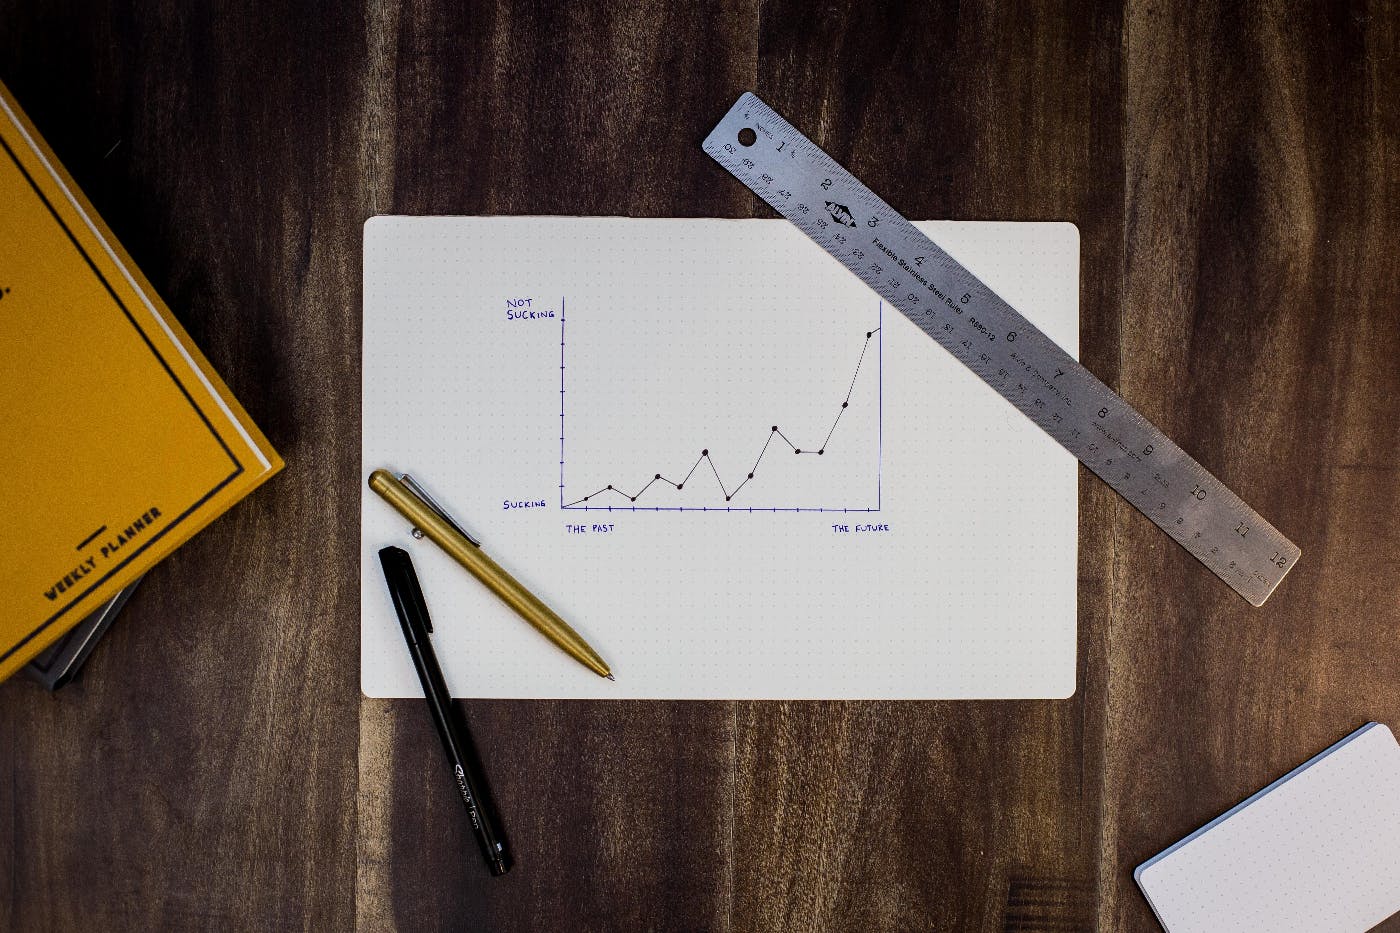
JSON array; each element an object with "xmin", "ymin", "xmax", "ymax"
[
  {"xmin": 360, "ymin": 217, "xmax": 1079, "ymax": 699},
  {"xmin": 1136, "ymin": 722, "xmax": 1400, "ymax": 933}
]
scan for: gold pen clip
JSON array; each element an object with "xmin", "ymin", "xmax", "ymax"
[{"xmin": 399, "ymin": 473, "xmax": 482, "ymax": 547}]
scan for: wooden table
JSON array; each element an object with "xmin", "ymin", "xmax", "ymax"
[{"xmin": 2, "ymin": 2, "xmax": 1396, "ymax": 930}]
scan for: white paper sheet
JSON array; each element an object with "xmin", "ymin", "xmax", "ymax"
[{"xmin": 361, "ymin": 217, "xmax": 1079, "ymax": 699}]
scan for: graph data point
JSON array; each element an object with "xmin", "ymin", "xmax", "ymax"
[
  {"xmin": 607, "ymin": 484, "xmax": 613, "ymax": 490},
  {"xmin": 818, "ymin": 449, "xmax": 824, "ymax": 455},
  {"xmin": 702, "ymin": 449, "xmax": 708, "ymax": 456},
  {"xmin": 795, "ymin": 449, "xmax": 802, "ymax": 454},
  {"xmin": 677, "ymin": 484, "xmax": 683, "ymax": 490},
  {"xmin": 725, "ymin": 496, "xmax": 731, "ymax": 501},
  {"xmin": 866, "ymin": 331, "xmax": 872, "ymax": 338},
  {"xmin": 748, "ymin": 472, "xmax": 754, "ymax": 479},
  {"xmin": 655, "ymin": 473, "xmax": 661, "ymax": 480},
  {"xmin": 584, "ymin": 496, "xmax": 589, "ymax": 501},
  {"xmin": 842, "ymin": 401, "xmax": 848, "ymax": 408},
  {"xmin": 631, "ymin": 497, "xmax": 636, "ymax": 501},
  {"xmin": 771, "ymin": 426, "xmax": 777, "ymax": 432}
]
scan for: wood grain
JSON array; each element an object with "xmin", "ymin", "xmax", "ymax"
[
  {"xmin": 0, "ymin": 1, "xmax": 1395, "ymax": 931},
  {"xmin": 734, "ymin": 3, "xmax": 1123, "ymax": 930},
  {"xmin": 354, "ymin": 3, "xmax": 758, "ymax": 929},
  {"xmin": 1102, "ymin": 1, "xmax": 1400, "ymax": 929},
  {"xmin": 0, "ymin": 1, "xmax": 369, "ymax": 929}
]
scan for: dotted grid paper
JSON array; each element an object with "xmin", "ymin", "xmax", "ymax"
[
  {"xmin": 1136, "ymin": 722, "xmax": 1400, "ymax": 933},
  {"xmin": 360, "ymin": 217, "xmax": 1079, "ymax": 699}
]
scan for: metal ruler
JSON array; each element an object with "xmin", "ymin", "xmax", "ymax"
[{"xmin": 703, "ymin": 92, "xmax": 1299, "ymax": 606}]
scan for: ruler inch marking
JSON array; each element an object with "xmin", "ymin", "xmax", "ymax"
[{"xmin": 705, "ymin": 93, "xmax": 1299, "ymax": 606}]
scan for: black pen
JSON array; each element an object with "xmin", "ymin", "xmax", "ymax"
[{"xmin": 378, "ymin": 545, "xmax": 511, "ymax": 876}]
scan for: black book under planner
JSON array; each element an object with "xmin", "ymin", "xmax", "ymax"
[{"xmin": 23, "ymin": 578, "xmax": 141, "ymax": 691}]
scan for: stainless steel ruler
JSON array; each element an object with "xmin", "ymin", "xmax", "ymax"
[{"xmin": 703, "ymin": 92, "xmax": 1299, "ymax": 605}]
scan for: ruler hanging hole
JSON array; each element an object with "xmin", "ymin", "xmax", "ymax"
[{"xmin": 737, "ymin": 127, "xmax": 757, "ymax": 147}]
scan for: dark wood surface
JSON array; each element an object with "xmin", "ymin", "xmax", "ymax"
[{"xmin": 1, "ymin": 1, "xmax": 1396, "ymax": 930}]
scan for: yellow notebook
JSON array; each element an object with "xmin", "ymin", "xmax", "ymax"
[{"xmin": 0, "ymin": 82, "xmax": 283, "ymax": 683}]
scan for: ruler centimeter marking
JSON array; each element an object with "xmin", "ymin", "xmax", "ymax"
[{"xmin": 703, "ymin": 92, "xmax": 1299, "ymax": 606}]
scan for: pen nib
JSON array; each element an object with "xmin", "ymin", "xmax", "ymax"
[{"xmin": 606, "ymin": 673, "xmax": 616, "ymax": 682}]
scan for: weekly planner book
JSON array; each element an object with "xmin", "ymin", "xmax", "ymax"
[
  {"xmin": 361, "ymin": 217, "xmax": 1079, "ymax": 699},
  {"xmin": 0, "ymin": 82, "xmax": 282, "ymax": 683}
]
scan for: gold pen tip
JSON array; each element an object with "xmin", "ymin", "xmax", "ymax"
[{"xmin": 606, "ymin": 673, "xmax": 615, "ymax": 681}]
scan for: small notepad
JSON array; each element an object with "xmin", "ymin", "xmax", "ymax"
[{"xmin": 1135, "ymin": 722, "xmax": 1400, "ymax": 933}]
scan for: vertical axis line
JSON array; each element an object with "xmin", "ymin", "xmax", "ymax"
[{"xmin": 554, "ymin": 298, "xmax": 560, "ymax": 509}]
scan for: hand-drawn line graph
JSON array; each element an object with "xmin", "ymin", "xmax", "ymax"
[{"xmin": 559, "ymin": 299, "xmax": 882, "ymax": 513}]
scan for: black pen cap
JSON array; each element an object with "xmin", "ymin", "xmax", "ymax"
[{"xmin": 378, "ymin": 545, "xmax": 434, "ymax": 642}]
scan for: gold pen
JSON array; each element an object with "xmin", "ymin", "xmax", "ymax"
[{"xmin": 369, "ymin": 469, "xmax": 613, "ymax": 680}]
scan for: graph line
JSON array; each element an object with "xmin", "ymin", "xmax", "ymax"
[{"xmin": 563, "ymin": 320, "xmax": 880, "ymax": 508}]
